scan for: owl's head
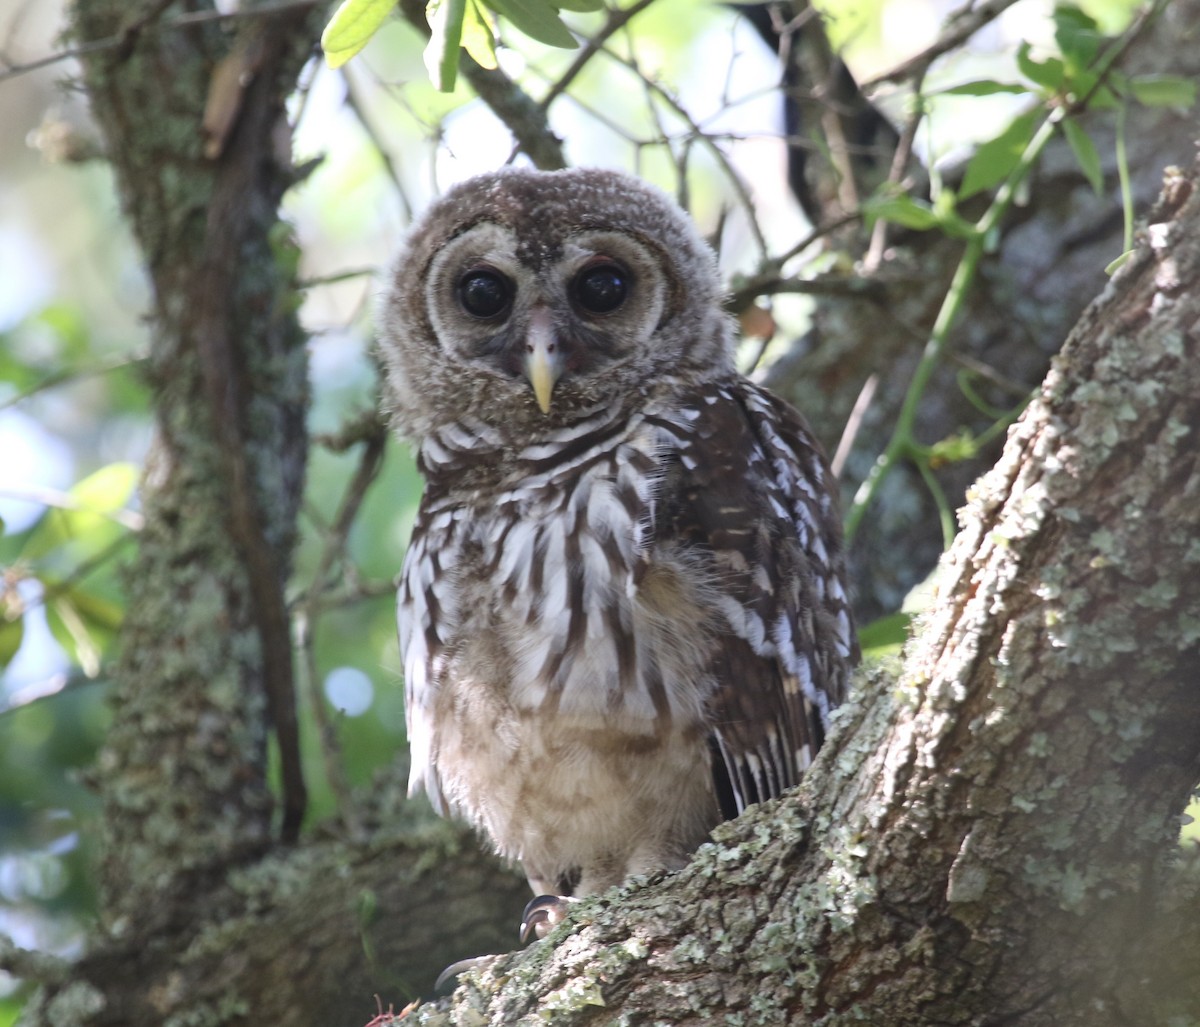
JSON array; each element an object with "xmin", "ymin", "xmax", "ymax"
[{"xmin": 379, "ymin": 167, "xmax": 735, "ymax": 441}]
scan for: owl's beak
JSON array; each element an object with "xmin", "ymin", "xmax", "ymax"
[{"xmin": 524, "ymin": 307, "xmax": 564, "ymax": 414}]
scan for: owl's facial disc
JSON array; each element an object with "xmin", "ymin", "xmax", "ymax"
[
  {"xmin": 422, "ymin": 222, "xmax": 670, "ymax": 421},
  {"xmin": 452, "ymin": 252, "xmax": 634, "ymax": 414}
]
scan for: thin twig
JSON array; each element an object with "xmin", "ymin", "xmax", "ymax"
[
  {"xmin": 863, "ymin": 67, "xmax": 927, "ymax": 272},
  {"xmin": 0, "ymin": 933, "xmax": 71, "ymax": 985},
  {"xmin": 0, "ymin": 667, "xmax": 109, "ymax": 717},
  {"xmin": 860, "ymin": 0, "xmax": 1023, "ymax": 90},
  {"xmin": 12, "ymin": 533, "xmax": 138, "ymax": 622},
  {"xmin": 538, "ymin": 0, "xmax": 657, "ymax": 112},
  {"xmin": 726, "ymin": 255, "xmax": 880, "ymax": 315},
  {"xmin": 299, "ymin": 266, "xmax": 377, "ymax": 290},
  {"xmin": 295, "ymin": 611, "xmax": 364, "ymax": 840},
  {"xmin": 0, "ymin": 352, "xmax": 146, "ymax": 412},
  {"xmin": 340, "ymin": 64, "xmax": 414, "ymax": 222},
  {"xmin": 597, "ymin": 45, "xmax": 770, "ymax": 259},
  {"xmin": 831, "ymin": 372, "xmax": 878, "ymax": 478},
  {"xmin": 295, "ymin": 416, "xmax": 389, "ymax": 839},
  {"xmin": 0, "ymin": 485, "xmax": 143, "ymax": 531}
]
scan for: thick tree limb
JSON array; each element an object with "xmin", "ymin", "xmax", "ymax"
[
  {"xmin": 16, "ymin": 811, "xmax": 531, "ymax": 1027},
  {"xmin": 409, "ymin": 157, "xmax": 1200, "ymax": 1026}
]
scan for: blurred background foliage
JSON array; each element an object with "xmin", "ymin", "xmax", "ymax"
[{"xmin": 3, "ymin": 0, "xmax": 1191, "ymax": 1020}]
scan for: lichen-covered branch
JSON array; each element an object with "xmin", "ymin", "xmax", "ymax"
[
  {"xmin": 410, "ymin": 158, "xmax": 1200, "ymax": 1027},
  {"xmin": 16, "ymin": 804, "xmax": 531, "ymax": 1027}
]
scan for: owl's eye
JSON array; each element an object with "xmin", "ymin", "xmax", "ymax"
[
  {"xmin": 459, "ymin": 269, "xmax": 512, "ymax": 319},
  {"xmin": 573, "ymin": 263, "xmax": 627, "ymax": 314}
]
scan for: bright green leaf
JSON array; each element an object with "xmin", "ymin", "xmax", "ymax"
[
  {"xmin": 21, "ymin": 463, "xmax": 139, "ymax": 562},
  {"xmin": 461, "ymin": 0, "xmax": 498, "ymax": 71},
  {"xmin": 1129, "ymin": 75, "xmax": 1197, "ymax": 110},
  {"xmin": 863, "ymin": 194, "xmax": 942, "ymax": 232},
  {"xmin": 321, "ymin": 0, "xmax": 396, "ymax": 69},
  {"xmin": 929, "ymin": 428, "xmax": 979, "ymax": 467},
  {"xmin": 485, "ymin": 0, "xmax": 578, "ymax": 48},
  {"xmin": 960, "ymin": 111, "xmax": 1038, "ymax": 200},
  {"xmin": 70, "ymin": 463, "xmax": 139, "ymax": 517},
  {"xmin": 858, "ymin": 611, "xmax": 912, "ymax": 658},
  {"xmin": 935, "ymin": 80, "xmax": 1029, "ymax": 97},
  {"xmin": 1062, "ymin": 119, "xmax": 1103, "ymax": 194},
  {"xmin": 1016, "ymin": 43, "xmax": 1065, "ymax": 93},
  {"xmin": 424, "ymin": 0, "xmax": 468, "ymax": 91},
  {"xmin": 0, "ymin": 615, "xmax": 23, "ymax": 671}
]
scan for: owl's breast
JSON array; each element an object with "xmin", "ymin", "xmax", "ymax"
[{"xmin": 399, "ymin": 409, "xmax": 720, "ymax": 809}]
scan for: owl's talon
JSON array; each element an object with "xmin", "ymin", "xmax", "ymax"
[
  {"xmin": 435, "ymin": 954, "xmax": 497, "ymax": 991},
  {"xmin": 520, "ymin": 894, "xmax": 573, "ymax": 944}
]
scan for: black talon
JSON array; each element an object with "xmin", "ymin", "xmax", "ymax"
[
  {"xmin": 520, "ymin": 894, "xmax": 570, "ymax": 944},
  {"xmin": 435, "ymin": 954, "xmax": 495, "ymax": 991}
]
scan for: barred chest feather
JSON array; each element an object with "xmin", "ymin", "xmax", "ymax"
[{"xmin": 397, "ymin": 379, "xmax": 853, "ymax": 892}]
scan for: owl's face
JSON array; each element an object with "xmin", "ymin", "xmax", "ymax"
[{"xmin": 380, "ymin": 168, "xmax": 735, "ymax": 441}]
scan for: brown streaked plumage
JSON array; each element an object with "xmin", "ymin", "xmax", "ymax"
[{"xmin": 379, "ymin": 167, "xmax": 857, "ymax": 908}]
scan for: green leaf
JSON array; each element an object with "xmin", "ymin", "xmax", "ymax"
[
  {"xmin": 22, "ymin": 463, "xmax": 139, "ymax": 562},
  {"xmin": 935, "ymin": 80, "xmax": 1029, "ymax": 97},
  {"xmin": 460, "ymin": 0, "xmax": 498, "ymax": 71},
  {"xmin": 1053, "ymin": 5, "xmax": 1101, "ymax": 72},
  {"xmin": 959, "ymin": 111, "xmax": 1038, "ymax": 200},
  {"xmin": 1016, "ymin": 42, "xmax": 1065, "ymax": 93},
  {"xmin": 58, "ymin": 584, "xmax": 124, "ymax": 634},
  {"xmin": 484, "ymin": 0, "xmax": 578, "ymax": 48},
  {"xmin": 1128, "ymin": 75, "xmax": 1197, "ymax": 110},
  {"xmin": 70, "ymin": 463, "xmax": 139, "ymax": 518},
  {"xmin": 424, "ymin": 0, "xmax": 468, "ymax": 91},
  {"xmin": 321, "ymin": 0, "xmax": 396, "ymax": 69},
  {"xmin": 863, "ymin": 194, "xmax": 941, "ymax": 231},
  {"xmin": 552, "ymin": 0, "xmax": 604, "ymax": 10},
  {"xmin": 1062, "ymin": 119, "xmax": 1103, "ymax": 194},
  {"xmin": 0, "ymin": 615, "xmax": 23, "ymax": 671},
  {"xmin": 858, "ymin": 611, "xmax": 912, "ymax": 658},
  {"xmin": 47, "ymin": 595, "xmax": 100, "ymax": 677},
  {"xmin": 861, "ymin": 190, "xmax": 978, "ymax": 241},
  {"xmin": 42, "ymin": 585, "xmax": 120, "ymax": 677}
]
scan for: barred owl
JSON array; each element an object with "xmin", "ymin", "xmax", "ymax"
[{"xmin": 380, "ymin": 167, "xmax": 857, "ymax": 929}]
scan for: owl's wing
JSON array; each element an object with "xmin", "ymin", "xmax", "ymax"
[{"xmin": 652, "ymin": 379, "xmax": 857, "ymax": 819}]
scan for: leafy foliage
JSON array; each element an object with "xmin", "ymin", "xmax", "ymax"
[{"xmin": 322, "ymin": 0, "xmax": 604, "ymax": 90}]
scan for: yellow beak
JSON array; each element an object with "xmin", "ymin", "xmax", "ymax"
[{"xmin": 524, "ymin": 307, "xmax": 564, "ymax": 415}]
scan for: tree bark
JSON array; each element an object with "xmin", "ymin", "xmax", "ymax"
[{"xmin": 406, "ymin": 158, "xmax": 1200, "ymax": 1026}]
